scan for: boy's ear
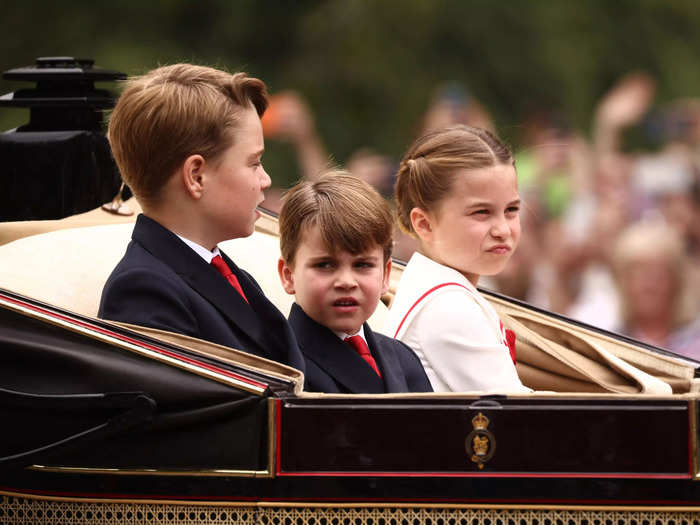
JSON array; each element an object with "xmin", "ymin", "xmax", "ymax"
[
  {"xmin": 277, "ymin": 257, "xmax": 296, "ymax": 295},
  {"xmin": 410, "ymin": 207, "xmax": 434, "ymax": 243},
  {"xmin": 182, "ymin": 154, "xmax": 206, "ymax": 199},
  {"xmin": 381, "ymin": 258, "xmax": 392, "ymax": 295}
]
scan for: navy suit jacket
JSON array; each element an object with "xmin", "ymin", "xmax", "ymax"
[
  {"xmin": 288, "ymin": 303, "xmax": 432, "ymax": 394},
  {"xmin": 98, "ymin": 214, "xmax": 305, "ymax": 372}
]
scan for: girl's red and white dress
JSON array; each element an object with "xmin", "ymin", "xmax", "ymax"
[{"xmin": 383, "ymin": 252, "xmax": 529, "ymax": 393}]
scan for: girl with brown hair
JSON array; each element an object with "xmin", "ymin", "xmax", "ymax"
[{"xmin": 384, "ymin": 125, "xmax": 529, "ymax": 392}]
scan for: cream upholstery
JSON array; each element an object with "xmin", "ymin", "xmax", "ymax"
[
  {"xmin": 0, "ymin": 197, "xmax": 142, "ymax": 247},
  {"xmin": 0, "ymin": 212, "xmax": 694, "ymax": 395},
  {"xmin": 0, "ymin": 222, "xmax": 388, "ymax": 328},
  {"xmin": 0, "ymin": 224, "xmax": 134, "ymax": 315}
]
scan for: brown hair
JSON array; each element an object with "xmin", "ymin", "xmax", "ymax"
[
  {"xmin": 108, "ymin": 63, "xmax": 268, "ymax": 205},
  {"xmin": 394, "ymin": 125, "xmax": 514, "ymax": 236},
  {"xmin": 279, "ymin": 171, "xmax": 394, "ymax": 265}
]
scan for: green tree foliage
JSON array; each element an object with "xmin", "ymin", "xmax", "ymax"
[{"xmin": 2, "ymin": 0, "xmax": 699, "ymax": 186}]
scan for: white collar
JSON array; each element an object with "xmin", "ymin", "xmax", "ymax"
[
  {"xmin": 388, "ymin": 251, "xmax": 490, "ymax": 335},
  {"xmin": 334, "ymin": 325, "xmax": 367, "ymax": 343},
  {"xmin": 406, "ymin": 251, "xmax": 479, "ymax": 293},
  {"xmin": 176, "ymin": 234, "xmax": 220, "ymax": 264}
]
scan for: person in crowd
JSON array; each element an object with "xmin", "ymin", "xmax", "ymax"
[
  {"xmin": 256, "ymin": 90, "xmax": 332, "ymax": 214},
  {"xmin": 99, "ymin": 63, "xmax": 305, "ymax": 372},
  {"xmin": 384, "ymin": 125, "xmax": 530, "ymax": 393},
  {"xmin": 261, "ymin": 91, "xmax": 331, "ymax": 181},
  {"xmin": 346, "ymin": 148, "xmax": 396, "ymax": 198},
  {"xmin": 277, "ymin": 171, "xmax": 432, "ymax": 393},
  {"xmin": 421, "ymin": 82, "xmax": 495, "ymax": 135},
  {"xmin": 543, "ymin": 72, "xmax": 700, "ymax": 331},
  {"xmin": 611, "ymin": 220, "xmax": 700, "ymax": 360}
]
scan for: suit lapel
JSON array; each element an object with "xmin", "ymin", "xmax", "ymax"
[
  {"xmin": 131, "ymin": 215, "xmax": 280, "ymax": 359},
  {"xmin": 364, "ymin": 324, "xmax": 407, "ymax": 393},
  {"xmin": 220, "ymin": 251, "xmax": 302, "ymax": 366},
  {"xmin": 289, "ymin": 304, "xmax": 385, "ymax": 394},
  {"xmin": 184, "ymin": 256, "xmax": 267, "ymax": 344}
]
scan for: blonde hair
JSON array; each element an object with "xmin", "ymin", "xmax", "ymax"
[
  {"xmin": 394, "ymin": 125, "xmax": 514, "ymax": 236},
  {"xmin": 279, "ymin": 171, "xmax": 394, "ymax": 265},
  {"xmin": 108, "ymin": 63, "xmax": 268, "ymax": 205},
  {"xmin": 612, "ymin": 220, "xmax": 696, "ymax": 328}
]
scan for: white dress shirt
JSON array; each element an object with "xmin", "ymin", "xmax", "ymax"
[
  {"xmin": 176, "ymin": 235, "xmax": 220, "ymax": 264},
  {"xmin": 383, "ymin": 252, "xmax": 528, "ymax": 393},
  {"xmin": 334, "ymin": 325, "xmax": 367, "ymax": 344}
]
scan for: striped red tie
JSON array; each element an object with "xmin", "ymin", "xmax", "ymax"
[
  {"xmin": 210, "ymin": 255, "xmax": 249, "ymax": 304},
  {"xmin": 344, "ymin": 335, "xmax": 382, "ymax": 378}
]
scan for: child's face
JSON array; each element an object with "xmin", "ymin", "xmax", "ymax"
[
  {"xmin": 412, "ymin": 164, "xmax": 520, "ymax": 285},
  {"xmin": 278, "ymin": 225, "xmax": 391, "ymax": 335},
  {"xmin": 200, "ymin": 105, "xmax": 271, "ymax": 242}
]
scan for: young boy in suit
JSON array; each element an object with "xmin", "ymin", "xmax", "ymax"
[
  {"xmin": 277, "ymin": 172, "xmax": 431, "ymax": 393},
  {"xmin": 99, "ymin": 63, "xmax": 304, "ymax": 371}
]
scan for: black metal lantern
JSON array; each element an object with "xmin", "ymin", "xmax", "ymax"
[{"xmin": 0, "ymin": 57, "xmax": 126, "ymax": 221}]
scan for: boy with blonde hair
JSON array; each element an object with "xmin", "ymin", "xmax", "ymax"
[
  {"xmin": 99, "ymin": 63, "xmax": 304, "ymax": 370},
  {"xmin": 277, "ymin": 172, "xmax": 431, "ymax": 393}
]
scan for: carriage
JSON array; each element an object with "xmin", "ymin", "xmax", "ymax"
[
  {"xmin": 0, "ymin": 205, "xmax": 698, "ymax": 525},
  {"xmin": 0, "ymin": 57, "xmax": 698, "ymax": 525}
]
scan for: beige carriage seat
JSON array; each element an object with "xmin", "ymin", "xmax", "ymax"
[
  {"xmin": 0, "ymin": 210, "xmax": 695, "ymax": 395},
  {"xmin": 0, "ymin": 220, "xmax": 389, "ymax": 329},
  {"xmin": 0, "ymin": 197, "xmax": 143, "ymax": 247},
  {"xmin": 489, "ymin": 297, "xmax": 696, "ymax": 394}
]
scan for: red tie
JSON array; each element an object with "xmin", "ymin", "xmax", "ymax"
[
  {"xmin": 344, "ymin": 335, "xmax": 382, "ymax": 378},
  {"xmin": 210, "ymin": 255, "xmax": 249, "ymax": 303}
]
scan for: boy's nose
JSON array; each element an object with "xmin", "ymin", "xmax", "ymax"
[
  {"xmin": 334, "ymin": 268, "xmax": 357, "ymax": 289},
  {"xmin": 260, "ymin": 168, "xmax": 272, "ymax": 189}
]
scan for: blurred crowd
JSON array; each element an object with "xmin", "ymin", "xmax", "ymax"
[{"xmin": 260, "ymin": 74, "xmax": 700, "ymax": 360}]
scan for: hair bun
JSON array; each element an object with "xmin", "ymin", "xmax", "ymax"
[{"xmin": 406, "ymin": 157, "xmax": 423, "ymax": 172}]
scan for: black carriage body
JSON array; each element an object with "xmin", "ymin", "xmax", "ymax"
[
  {"xmin": 0, "ymin": 291, "xmax": 700, "ymax": 525},
  {"xmin": 1, "ymin": 289, "xmax": 699, "ymax": 517}
]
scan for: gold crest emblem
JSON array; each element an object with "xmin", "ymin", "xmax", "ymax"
[
  {"xmin": 472, "ymin": 412, "xmax": 489, "ymax": 430},
  {"xmin": 465, "ymin": 412, "xmax": 496, "ymax": 469},
  {"xmin": 472, "ymin": 435, "xmax": 489, "ymax": 456}
]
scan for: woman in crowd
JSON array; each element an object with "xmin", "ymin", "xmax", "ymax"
[{"xmin": 611, "ymin": 220, "xmax": 700, "ymax": 360}]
